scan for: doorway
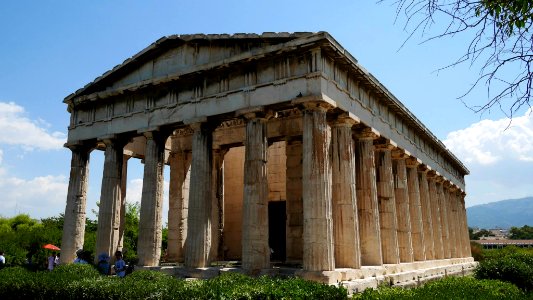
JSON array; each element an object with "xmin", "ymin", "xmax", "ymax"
[{"xmin": 268, "ymin": 201, "xmax": 286, "ymax": 262}]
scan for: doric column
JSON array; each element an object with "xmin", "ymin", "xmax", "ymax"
[
  {"xmin": 302, "ymin": 101, "xmax": 334, "ymax": 271},
  {"xmin": 459, "ymin": 192, "xmax": 471, "ymax": 257},
  {"xmin": 436, "ymin": 178, "xmax": 450, "ymax": 258},
  {"xmin": 211, "ymin": 147, "xmax": 226, "ymax": 262},
  {"xmin": 242, "ymin": 112, "xmax": 270, "ymax": 272},
  {"xmin": 167, "ymin": 134, "xmax": 192, "ymax": 263},
  {"xmin": 286, "ymin": 139, "xmax": 303, "ymax": 263},
  {"xmin": 117, "ymin": 154, "xmax": 130, "ymax": 252},
  {"xmin": 406, "ymin": 158, "xmax": 425, "ymax": 261},
  {"xmin": 96, "ymin": 137, "xmax": 127, "ymax": 262},
  {"xmin": 446, "ymin": 185, "xmax": 458, "ymax": 258},
  {"xmin": 355, "ymin": 128, "xmax": 382, "ymax": 266},
  {"xmin": 61, "ymin": 144, "xmax": 92, "ymax": 263},
  {"xmin": 185, "ymin": 123, "xmax": 213, "ymax": 268},
  {"xmin": 137, "ymin": 131, "xmax": 169, "ymax": 266},
  {"xmin": 452, "ymin": 189, "xmax": 464, "ymax": 257},
  {"xmin": 392, "ymin": 150, "xmax": 414, "ymax": 263},
  {"xmin": 427, "ymin": 171, "xmax": 444, "ymax": 259},
  {"xmin": 375, "ymin": 140, "xmax": 400, "ymax": 265},
  {"xmin": 331, "ymin": 114, "xmax": 360, "ymax": 268},
  {"xmin": 418, "ymin": 166, "xmax": 434, "ymax": 260}
]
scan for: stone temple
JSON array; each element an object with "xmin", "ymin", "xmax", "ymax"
[{"xmin": 61, "ymin": 32, "xmax": 475, "ymax": 291}]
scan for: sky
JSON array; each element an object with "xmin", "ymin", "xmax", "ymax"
[{"xmin": 0, "ymin": 1, "xmax": 531, "ymax": 221}]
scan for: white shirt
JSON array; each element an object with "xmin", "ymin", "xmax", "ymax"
[{"xmin": 0, "ymin": 255, "xmax": 5, "ymax": 264}]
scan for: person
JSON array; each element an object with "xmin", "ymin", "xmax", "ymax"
[
  {"xmin": 113, "ymin": 251, "xmax": 126, "ymax": 278},
  {"xmin": 0, "ymin": 251, "xmax": 5, "ymax": 270},
  {"xmin": 97, "ymin": 253, "xmax": 110, "ymax": 275},
  {"xmin": 73, "ymin": 249, "xmax": 88, "ymax": 264},
  {"xmin": 55, "ymin": 253, "xmax": 60, "ymax": 266},
  {"xmin": 47, "ymin": 252, "xmax": 57, "ymax": 271}
]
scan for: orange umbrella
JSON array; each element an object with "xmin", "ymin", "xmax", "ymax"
[{"xmin": 43, "ymin": 244, "xmax": 60, "ymax": 251}]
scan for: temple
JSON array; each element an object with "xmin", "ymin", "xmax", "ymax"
[{"xmin": 61, "ymin": 32, "xmax": 475, "ymax": 292}]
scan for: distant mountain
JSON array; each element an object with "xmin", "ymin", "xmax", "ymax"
[{"xmin": 467, "ymin": 197, "xmax": 533, "ymax": 229}]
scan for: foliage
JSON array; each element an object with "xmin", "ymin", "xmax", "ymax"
[
  {"xmin": 475, "ymin": 248, "xmax": 533, "ymax": 291},
  {"xmin": 470, "ymin": 228, "xmax": 494, "ymax": 240},
  {"xmin": 509, "ymin": 225, "xmax": 533, "ymax": 239},
  {"xmin": 0, "ymin": 266, "xmax": 348, "ymax": 300},
  {"xmin": 354, "ymin": 276, "xmax": 525, "ymax": 299},
  {"xmin": 383, "ymin": 0, "xmax": 533, "ymax": 117},
  {"xmin": 470, "ymin": 241, "xmax": 485, "ymax": 261}
]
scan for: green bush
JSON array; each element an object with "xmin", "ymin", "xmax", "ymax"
[
  {"xmin": 475, "ymin": 251, "xmax": 533, "ymax": 292},
  {"xmin": 354, "ymin": 276, "xmax": 525, "ymax": 300}
]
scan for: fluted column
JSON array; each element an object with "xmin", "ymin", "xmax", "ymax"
[
  {"xmin": 459, "ymin": 192, "xmax": 471, "ymax": 257},
  {"xmin": 392, "ymin": 150, "xmax": 414, "ymax": 263},
  {"xmin": 418, "ymin": 166, "xmax": 434, "ymax": 260},
  {"xmin": 185, "ymin": 123, "xmax": 213, "ymax": 268},
  {"xmin": 167, "ymin": 135, "xmax": 192, "ymax": 263},
  {"xmin": 446, "ymin": 185, "xmax": 458, "ymax": 258},
  {"xmin": 286, "ymin": 139, "xmax": 303, "ymax": 263},
  {"xmin": 331, "ymin": 114, "xmax": 360, "ymax": 268},
  {"xmin": 137, "ymin": 131, "xmax": 168, "ymax": 266},
  {"xmin": 96, "ymin": 138, "xmax": 126, "ymax": 262},
  {"xmin": 436, "ymin": 179, "xmax": 450, "ymax": 258},
  {"xmin": 428, "ymin": 172, "xmax": 444, "ymax": 259},
  {"xmin": 406, "ymin": 158, "xmax": 425, "ymax": 261},
  {"xmin": 242, "ymin": 113, "xmax": 270, "ymax": 271},
  {"xmin": 355, "ymin": 128, "xmax": 382, "ymax": 266},
  {"xmin": 61, "ymin": 145, "xmax": 91, "ymax": 263},
  {"xmin": 302, "ymin": 102, "xmax": 334, "ymax": 271},
  {"xmin": 117, "ymin": 154, "xmax": 130, "ymax": 252},
  {"xmin": 211, "ymin": 148, "xmax": 226, "ymax": 262},
  {"xmin": 375, "ymin": 141, "xmax": 400, "ymax": 265},
  {"xmin": 450, "ymin": 190, "xmax": 463, "ymax": 257}
]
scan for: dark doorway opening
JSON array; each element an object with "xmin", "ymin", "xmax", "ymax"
[{"xmin": 268, "ymin": 201, "xmax": 286, "ymax": 262}]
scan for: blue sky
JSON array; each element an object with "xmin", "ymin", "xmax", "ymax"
[{"xmin": 1, "ymin": 1, "xmax": 531, "ymax": 220}]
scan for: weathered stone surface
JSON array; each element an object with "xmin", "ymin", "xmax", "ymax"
[
  {"xmin": 418, "ymin": 167, "xmax": 434, "ymax": 260},
  {"xmin": 185, "ymin": 123, "xmax": 213, "ymax": 268},
  {"xmin": 427, "ymin": 173, "xmax": 444, "ymax": 260},
  {"xmin": 167, "ymin": 137, "xmax": 191, "ymax": 263},
  {"xmin": 331, "ymin": 116, "xmax": 360, "ymax": 268},
  {"xmin": 392, "ymin": 152, "xmax": 414, "ymax": 263},
  {"xmin": 61, "ymin": 146, "xmax": 91, "ymax": 263},
  {"xmin": 211, "ymin": 148, "xmax": 226, "ymax": 262},
  {"xmin": 375, "ymin": 143, "xmax": 400, "ymax": 265},
  {"xmin": 355, "ymin": 128, "xmax": 382, "ymax": 266},
  {"xmin": 96, "ymin": 138, "xmax": 126, "ymax": 262},
  {"xmin": 406, "ymin": 158, "xmax": 425, "ymax": 261},
  {"xmin": 286, "ymin": 139, "xmax": 303, "ymax": 263},
  {"xmin": 138, "ymin": 131, "xmax": 168, "ymax": 266},
  {"xmin": 302, "ymin": 102, "xmax": 334, "ymax": 271},
  {"xmin": 242, "ymin": 115, "xmax": 270, "ymax": 271},
  {"xmin": 437, "ymin": 181, "xmax": 450, "ymax": 259}
]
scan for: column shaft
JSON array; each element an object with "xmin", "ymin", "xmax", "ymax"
[
  {"xmin": 355, "ymin": 129, "xmax": 382, "ymax": 266},
  {"xmin": 96, "ymin": 139, "xmax": 125, "ymax": 261},
  {"xmin": 446, "ymin": 188, "xmax": 458, "ymax": 258},
  {"xmin": 392, "ymin": 155, "xmax": 413, "ymax": 263},
  {"xmin": 331, "ymin": 119, "xmax": 360, "ymax": 268},
  {"xmin": 406, "ymin": 161, "xmax": 425, "ymax": 261},
  {"xmin": 375, "ymin": 145, "xmax": 400, "ymax": 264},
  {"xmin": 185, "ymin": 124, "xmax": 213, "ymax": 268},
  {"xmin": 211, "ymin": 149, "xmax": 225, "ymax": 262},
  {"xmin": 138, "ymin": 132, "xmax": 167, "ymax": 266},
  {"xmin": 437, "ymin": 182, "xmax": 451, "ymax": 258},
  {"xmin": 428, "ymin": 176, "xmax": 444, "ymax": 259},
  {"xmin": 117, "ymin": 155, "xmax": 130, "ymax": 252},
  {"xmin": 418, "ymin": 169, "xmax": 434, "ymax": 260},
  {"xmin": 242, "ymin": 117, "xmax": 270, "ymax": 271},
  {"xmin": 302, "ymin": 104, "xmax": 334, "ymax": 271},
  {"xmin": 167, "ymin": 142, "xmax": 191, "ymax": 263},
  {"xmin": 459, "ymin": 194, "xmax": 471, "ymax": 257},
  {"xmin": 286, "ymin": 140, "xmax": 303, "ymax": 263},
  {"xmin": 61, "ymin": 146, "xmax": 91, "ymax": 263}
]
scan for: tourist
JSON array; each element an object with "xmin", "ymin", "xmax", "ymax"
[
  {"xmin": 0, "ymin": 251, "xmax": 5, "ymax": 269},
  {"xmin": 97, "ymin": 253, "xmax": 111, "ymax": 275},
  {"xmin": 55, "ymin": 253, "xmax": 60, "ymax": 265},
  {"xmin": 113, "ymin": 251, "xmax": 126, "ymax": 278},
  {"xmin": 73, "ymin": 249, "xmax": 88, "ymax": 264},
  {"xmin": 47, "ymin": 252, "xmax": 57, "ymax": 271}
]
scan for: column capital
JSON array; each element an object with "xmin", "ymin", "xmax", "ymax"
[
  {"xmin": 354, "ymin": 127, "xmax": 380, "ymax": 140},
  {"xmin": 236, "ymin": 106, "xmax": 276, "ymax": 121},
  {"xmin": 374, "ymin": 137, "xmax": 397, "ymax": 151},
  {"xmin": 65, "ymin": 140, "xmax": 95, "ymax": 152},
  {"xmin": 435, "ymin": 175, "xmax": 445, "ymax": 183},
  {"xmin": 331, "ymin": 112, "xmax": 360, "ymax": 127},
  {"xmin": 426, "ymin": 170, "xmax": 439, "ymax": 179},
  {"xmin": 417, "ymin": 164, "xmax": 431, "ymax": 173},
  {"xmin": 392, "ymin": 148, "xmax": 411, "ymax": 160},
  {"xmin": 406, "ymin": 156, "xmax": 422, "ymax": 168}
]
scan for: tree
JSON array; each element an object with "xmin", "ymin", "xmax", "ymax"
[
  {"xmin": 383, "ymin": 0, "xmax": 533, "ymax": 118},
  {"xmin": 508, "ymin": 225, "xmax": 533, "ymax": 239}
]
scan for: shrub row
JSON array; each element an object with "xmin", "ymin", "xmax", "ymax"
[
  {"xmin": 353, "ymin": 276, "xmax": 526, "ymax": 300},
  {"xmin": 475, "ymin": 250, "xmax": 533, "ymax": 292},
  {"xmin": 0, "ymin": 265, "xmax": 347, "ymax": 299}
]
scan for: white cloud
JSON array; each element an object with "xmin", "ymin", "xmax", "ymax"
[
  {"xmin": 444, "ymin": 110, "xmax": 533, "ymax": 165},
  {"xmin": 0, "ymin": 101, "xmax": 66, "ymax": 151},
  {"xmin": 0, "ymin": 148, "xmax": 3, "ymax": 165}
]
